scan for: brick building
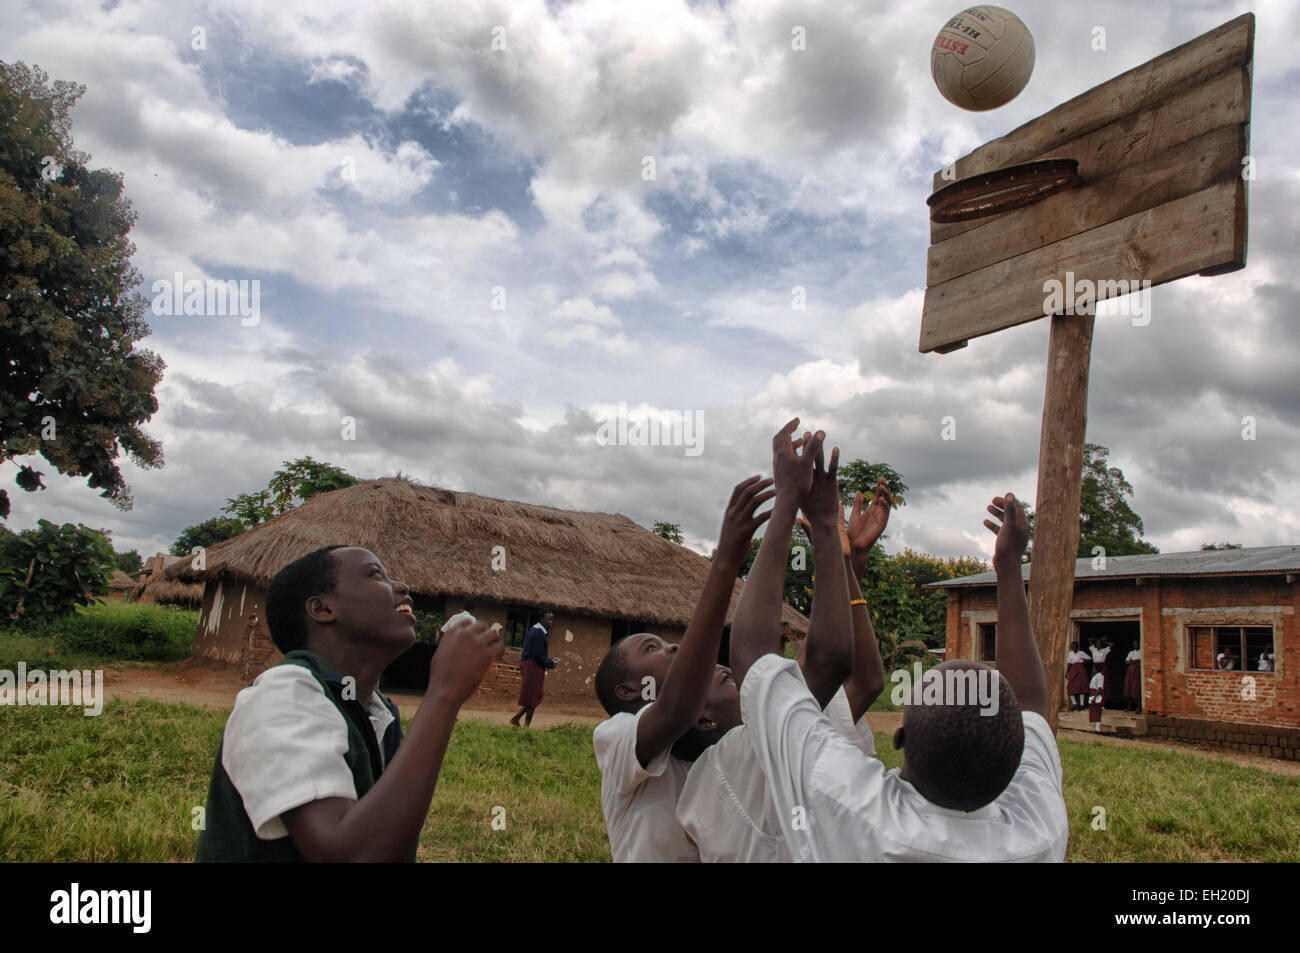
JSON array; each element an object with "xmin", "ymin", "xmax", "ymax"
[
  {"xmin": 930, "ymin": 546, "xmax": 1299, "ymax": 759},
  {"xmin": 169, "ymin": 477, "xmax": 807, "ymax": 703}
]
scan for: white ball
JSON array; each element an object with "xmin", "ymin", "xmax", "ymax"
[{"xmin": 931, "ymin": 6, "xmax": 1035, "ymax": 111}]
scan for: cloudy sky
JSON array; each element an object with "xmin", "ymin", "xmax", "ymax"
[{"xmin": 2, "ymin": 0, "xmax": 1298, "ymax": 564}]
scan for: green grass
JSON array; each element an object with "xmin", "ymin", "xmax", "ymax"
[
  {"xmin": 0, "ymin": 601, "xmax": 198, "ymax": 669},
  {"xmin": 0, "ymin": 699, "xmax": 1295, "ymax": 862}
]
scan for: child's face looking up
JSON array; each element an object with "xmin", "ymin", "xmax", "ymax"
[
  {"xmin": 323, "ymin": 547, "xmax": 418, "ymax": 650},
  {"xmin": 620, "ymin": 633, "xmax": 678, "ymax": 699}
]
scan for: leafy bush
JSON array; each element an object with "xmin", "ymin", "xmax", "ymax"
[
  {"xmin": 0, "ymin": 520, "xmax": 115, "ymax": 622},
  {"xmin": 8, "ymin": 602, "xmax": 197, "ymax": 661}
]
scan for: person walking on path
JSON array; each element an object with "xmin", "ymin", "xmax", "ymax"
[{"xmin": 512, "ymin": 612, "xmax": 557, "ymax": 727}]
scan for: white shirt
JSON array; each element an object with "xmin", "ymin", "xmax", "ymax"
[
  {"xmin": 593, "ymin": 703, "xmax": 698, "ymax": 863},
  {"xmin": 1090, "ymin": 645, "xmax": 1111, "ymax": 663},
  {"xmin": 1125, "ymin": 649, "xmax": 1141, "ymax": 663},
  {"xmin": 441, "ymin": 610, "xmax": 476, "ymax": 632},
  {"xmin": 1067, "ymin": 650, "xmax": 1088, "ymax": 664},
  {"xmin": 678, "ymin": 686, "xmax": 876, "ymax": 863},
  {"xmin": 1216, "ymin": 653, "xmax": 1237, "ymax": 670},
  {"xmin": 1089, "ymin": 671, "xmax": 1105, "ymax": 694},
  {"xmin": 1259, "ymin": 654, "xmax": 1273, "ymax": 672},
  {"xmin": 738, "ymin": 655, "xmax": 1068, "ymax": 863},
  {"xmin": 221, "ymin": 664, "xmax": 396, "ymax": 840}
]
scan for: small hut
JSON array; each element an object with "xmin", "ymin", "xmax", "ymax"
[
  {"xmin": 167, "ymin": 478, "xmax": 809, "ymax": 698},
  {"xmin": 106, "ymin": 569, "xmax": 137, "ymax": 602},
  {"xmin": 133, "ymin": 554, "xmax": 204, "ymax": 608}
]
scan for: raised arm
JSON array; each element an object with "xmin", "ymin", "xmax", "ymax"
[
  {"xmin": 798, "ymin": 442, "xmax": 854, "ymax": 709},
  {"xmin": 635, "ymin": 474, "xmax": 774, "ymax": 765},
  {"xmin": 842, "ymin": 479, "xmax": 891, "ymax": 720},
  {"xmin": 730, "ymin": 420, "xmax": 819, "ymax": 689},
  {"xmin": 983, "ymin": 493, "xmax": 1048, "ymax": 719}
]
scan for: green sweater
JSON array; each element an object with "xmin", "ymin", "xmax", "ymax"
[{"xmin": 195, "ymin": 650, "xmax": 416, "ymax": 862}]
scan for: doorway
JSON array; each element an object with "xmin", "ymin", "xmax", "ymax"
[{"xmin": 1075, "ymin": 619, "xmax": 1141, "ymax": 710}]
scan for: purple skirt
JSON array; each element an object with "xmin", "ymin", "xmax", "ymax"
[
  {"xmin": 1124, "ymin": 661, "xmax": 1141, "ymax": 699},
  {"xmin": 517, "ymin": 658, "xmax": 546, "ymax": 708}
]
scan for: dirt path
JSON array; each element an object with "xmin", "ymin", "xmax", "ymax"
[{"xmin": 99, "ymin": 665, "xmax": 1299, "ymax": 775}]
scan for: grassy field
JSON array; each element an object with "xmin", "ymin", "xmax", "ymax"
[{"xmin": 1, "ymin": 697, "xmax": 1297, "ymax": 862}]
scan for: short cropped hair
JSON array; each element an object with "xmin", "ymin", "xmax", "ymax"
[
  {"xmin": 265, "ymin": 546, "xmax": 346, "ymax": 654},
  {"xmin": 594, "ymin": 637, "xmax": 634, "ymax": 717},
  {"xmin": 903, "ymin": 667, "xmax": 1024, "ymax": 812},
  {"xmin": 464, "ymin": 598, "xmax": 476, "ymax": 612}
]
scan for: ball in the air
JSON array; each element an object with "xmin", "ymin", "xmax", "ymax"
[{"xmin": 931, "ymin": 6, "xmax": 1035, "ymax": 111}]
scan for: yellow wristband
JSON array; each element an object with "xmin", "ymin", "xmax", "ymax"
[{"xmin": 849, "ymin": 598, "xmax": 867, "ymax": 607}]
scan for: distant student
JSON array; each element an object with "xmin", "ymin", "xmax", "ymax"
[
  {"xmin": 195, "ymin": 546, "xmax": 502, "ymax": 862},
  {"xmin": 1088, "ymin": 668, "xmax": 1105, "ymax": 731},
  {"xmin": 1216, "ymin": 648, "xmax": 1238, "ymax": 670},
  {"xmin": 591, "ymin": 469, "xmax": 776, "ymax": 862},
  {"xmin": 1123, "ymin": 645, "xmax": 1142, "ymax": 711},
  {"xmin": 512, "ymin": 611, "xmax": 557, "ymax": 728},
  {"xmin": 729, "ymin": 485, "xmax": 1068, "ymax": 862},
  {"xmin": 1258, "ymin": 651, "xmax": 1274, "ymax": 672},
  {"xmin": 678, "ymin": 437, "xmax": 891, "ymax": 862},
  {"xmin": 1066, "ymin": 642, "xmax": 1090, "ymax": 711}
]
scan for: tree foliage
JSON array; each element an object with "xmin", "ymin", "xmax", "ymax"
[
  {"xmin": 0, "ymin": 518, "xmax": 115, "ymax": 622},
  {"xmin": 171, "ymin": 517, "xmax": 246, "ymax": 557},
  {"xmin": 1076, "ymin": 443, "xmax": 1158, "ymax": 557},
  {"xmin": 112, "ymin": 548, "xmax": 142, "ymax": 576},
  {"xmin": 0, "ymin": 61, "xmax": 164, "ymax": 519},
  {"xmin": 653, "ymin": 521, "xmax": 684, "ymax": 545},
  {"xmin": 223, "ymin": 457, "xmax": 359, "ymax": 526},
  {"xmin": 836, "ymin": 460, "xmax": 907, "ymax": 509}
]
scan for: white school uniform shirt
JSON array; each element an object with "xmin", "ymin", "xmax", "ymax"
[
  {"xmin": 1125, "ymin": 649, "xmax": 1141, "ymax": 663},
  {"xmin": 441, "ymin": 610, "xmax": 476, "ymax": 632},
  {"xmin": 738, "ymin": 655, "xmax": 1069, "ymax": 863},
  {"xmin": 1067, "ymin": 650, "xmax": 1088, "ymax": 665},
  {"xmin": 221, "ymin": 664, "xmax": 397, "ymax": 840},
  {"xmin": 677, "ymin": 685, "xmax": 876, "ymax": 863},
  {"xmin": 1088, "ymin": 671, "xmax": 1105, "ymax": 701},
  {"xmin": 1259, "ymin": 653, "xmax": 1273, "ymax": 672},
  {"xmin": 593, "ymin": 703, "xmax": 699, "ymax": 863},
  {"xmin": 1090, "ymin": 645, "xmax": 1111, "ymax": 664}
]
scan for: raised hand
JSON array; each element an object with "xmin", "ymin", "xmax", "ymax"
[
  {"xmin": 983, "ymin": 492, "xmax": 1031, "ymax": 570},
  {"xmin": 772, "ymin": 417, "xmax": 821, "ymax": 504},
  {"xmin": 801, "ymin": 440, "xmax": 842, "ymax": 531},
  {"xmin": 427, "ymin": 619, "xmax": 504, "ymax": 706},
  {"xmin": 847, "ymin": 477, "xmax": 892, "ymax": 574},
  {"xmin": 714, "ymin": 475, "xmax": 776, "ymax": 572}
]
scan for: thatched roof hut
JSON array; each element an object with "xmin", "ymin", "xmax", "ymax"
[
  {"xmin": 133, "ymin": 554, "xmax": 204, "ymax": 607},
  {"xmin": 168, "ymin": 478, "xmax": 808, "ymax": 694},
  {"xmin": 106, "ymin": 568, "xmax": 136, "ymax": 601}
]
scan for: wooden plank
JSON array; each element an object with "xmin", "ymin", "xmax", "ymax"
[
  {"xmin": 928, "ymin": 121, "xmax": 1246, "ymax": 286},
  {"xmin": 920, "ymin": 180, "xmax": 1242, "ymax": 353},
  {"xmin": 930, "ymin": 13, "xmax": 1253, "ymax": 193},
  {"xmin": 1029, "ymin": 312, "xmax": 1094, "ymax": 733},
  {"xmin": 930, "ymin": 65, "xmax": 1250, "ymax": 247}
]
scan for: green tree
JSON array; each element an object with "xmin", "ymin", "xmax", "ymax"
[
  {"xmin": 836, "ymin": 460, "xmax": 907, "ymax": 510},
  {"xmin": 653, "ymin": 521, "xmax": 684, "ymax": 544},
  {"xmin": 0, "ymin": 62, "xmax": 164, "ymax": 520},
  {"xmin": 0, "ymin": 518, "xmax": 115, "ymax": 621},
  {"xmin": 113, "ymin": 548, "xmax": 143, "ymax": 576},
  {"xmin": 1201, "ymin": 542, "xmax": 1243, "ymax": 551},
  {"xmin": 171, "ymin": 517, "xmax": 246, "ymax": 557},
  {"xmin": 1077, "ymin": 443, "xmax": 1158, "ymax": 557},
  {"xmin": 224, "ymin": 457, "xmax": 359, "ymax": 526}
]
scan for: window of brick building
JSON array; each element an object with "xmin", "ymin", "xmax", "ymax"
[
  {"xmin": 1187, "ymin": 625, "xmax": 1274, "ymax": 671},
  {"xmin": 978, "ymin": 623, "xmax": 996, "ymax": 663}
]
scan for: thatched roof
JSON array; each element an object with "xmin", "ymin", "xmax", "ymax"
[
  {"xmin": 166, "ymin": 478, "xmax": 808, "ymax": 636},
  {"xmin": 133, "ymin": 554, "xmax": 204, "ymax": 607},
  {"xmin": 109, "ymin": 569, "xmax": 136, "ymax": 591}
]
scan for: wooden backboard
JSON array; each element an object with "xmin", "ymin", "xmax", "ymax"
[{"xmin": 920, "ymin": 14, "xmax": 1253, "ymax": 354}]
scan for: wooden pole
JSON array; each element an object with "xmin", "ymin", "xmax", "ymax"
[{"xmin": 1030, "ymin": 311, "xmax": 1095, "ymax": 730}]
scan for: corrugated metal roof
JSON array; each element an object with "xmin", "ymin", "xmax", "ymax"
[{"xmin": 926, "ymin": 545, "xmax": 1300, "ymax": 589}]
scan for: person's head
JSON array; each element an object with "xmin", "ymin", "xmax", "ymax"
[
  {"xmin": 595, "ymin": 633, "xmax": 676, "ymax": 716},
  {"xmin": 672, "ymin": 664, "xmax": 741, "ymax": 762},
  {"xmin": 265, "ymin": 546, "xmax": 415, "ymax": 660},
  {"xmin": 1070, "ymin": 641, "xmax": 1079, "ymax": 652},
  {"xmin": 542, "ymin": 611, "xmax": 554, "ymax": 626},
  {"xmin": 892, "ymin": 661, "xmax": 1025, "ymax": 812},
  {"xmin": 463, "ymin": 598, "xmax": 475, "ymax": 613}
]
